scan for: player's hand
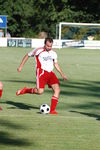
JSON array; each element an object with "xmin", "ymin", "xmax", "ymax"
[
  {"xmin": 17, "ymin": 67, "xmax": 22, "ymax": 72},
  {"xmin": 62, "ymin": 74, "xmax": 68, "ymax": 80}
]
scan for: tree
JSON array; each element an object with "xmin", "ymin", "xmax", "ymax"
[
  {"xmin": 0, "ymin": 0, "xmax": 100, "ymax": 38},
  {"xmin": 67, "ymin": 0, "xmax": 100, "ymax": 22},
  {"xmin": 0, "ymin": 0, "xmax": 35, "ymax": 37}
]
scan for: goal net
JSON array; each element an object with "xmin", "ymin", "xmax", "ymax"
[{"xmin": 56, "ymin": 22, "xmax": 100, "ymax": 49}]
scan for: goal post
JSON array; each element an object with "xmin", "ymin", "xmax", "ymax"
[{"xmin": 56, "ymin": 22, "xmax": 100, "ymax": 49}]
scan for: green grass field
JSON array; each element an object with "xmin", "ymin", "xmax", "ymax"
[{"xmin": 0, "ymin": 47, "xmax": 100, "ymax": 150}]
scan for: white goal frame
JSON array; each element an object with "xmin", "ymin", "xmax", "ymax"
[{"xmin": 56, "ymin": 22, "xmax": 100, "ymax": 49}]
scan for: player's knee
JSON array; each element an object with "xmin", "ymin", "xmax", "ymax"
[
  {"xmin": 37, "ymin": 89, "xmax": 44, "ymax": 95},
  {"xmin": 53, "ymin": 87, "xmax": 60, "ymax": 98},
  {"xmin": 55, "ymin": 86, "xmax": 60, "ymax": 94},
  {"xmin": 38, "ymin": 91, "xmax": 43, "ymax": 95},
  {"xmin": 0, "ymin": 81, "xmax": 3, "ymax": 89},
  {"xmin": 57, "ymin": 87, "xmax": 60, "ymax": 94}
]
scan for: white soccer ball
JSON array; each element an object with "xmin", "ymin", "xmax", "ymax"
[{"xmin": 40, "ymin": 104, "xmax": 50, "ymax": 114}]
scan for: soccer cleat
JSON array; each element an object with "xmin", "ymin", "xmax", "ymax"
[
  {"xmin": 49, "ymin": 110, "xmax": 58, "ymax": 115},
  {"xmin": 16, "ymin": 87, "xmax": 27, "ymax": 96}
]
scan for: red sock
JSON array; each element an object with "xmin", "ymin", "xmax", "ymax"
[
  {"xmin": 50, "ymin": 96, "xmax": 58, "ymax": 112},
  {"xmin": 25, "ymin": 88, "xmax": 36, "ymax": 94},
  {"xmin": 0, "ymin": 89, "xmax": 2, "ymax": 98}
]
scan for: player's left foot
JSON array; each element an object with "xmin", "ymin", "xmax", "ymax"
[
  {"xmin": 49, "ymin": 110, "xmax": 58, "ymax": 115},
  {"xmin": 16, "ymin": 87, "xmax": 27, "ymax": 96}
]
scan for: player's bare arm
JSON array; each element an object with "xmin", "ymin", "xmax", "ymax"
[
  {"xmin": 17, "ymin": 54, "xmax": 29, "ymax": 72},
  {"xmin": 54, "ymin": 62, "xmax": 67, "ymax": 80}
]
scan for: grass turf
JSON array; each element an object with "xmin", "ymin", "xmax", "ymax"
[{"xmin": 0, "ymin": 47, "xmax": 100, "ymax": 150}]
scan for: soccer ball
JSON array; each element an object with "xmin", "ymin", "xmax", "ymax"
[{"xmin": 40, "ymin": 104, "xmax": 50, "ymax": 114}]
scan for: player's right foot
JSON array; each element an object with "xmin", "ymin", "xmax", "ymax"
[
  {"xmin": 49, "ymin": 110, "xmax": 58, "ymax": 115},
  {"xmin": 16, "ymin": 87, "xmax": 27, "ymax": 96}
]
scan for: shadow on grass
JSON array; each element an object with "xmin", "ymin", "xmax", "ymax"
[
  {"xmin": 59, "ymin": 79, "xmax": 100, "ymax": 97},
  {"xmin": 58, "ymin": 101, "xmax": 100, "ymax": 121},
  {"xmin": 70, "ymin": 102, "xmax": 100, "ymax": 121},
  {"xmin": 2, "ymin": 79, "xmax": 100, "ymax": 98},
  {"xmin": 70, "ymin": 110, "xmax": 100, "ymax": 121},
  {"xmin": 70, "ymin": 102, "xmax": 100, "ymax": 110},
  {"xmin": 0, "ymin": 131, "xmax": 31, "ymax": 146},
  {"xmin": 2, "ymin": 79, "xmax": 100, "ymax": 121},
  {"xmin": 44, "ymin": 79, "xmax": 100, "ymax": 99},
  {"xmin": 0, "ymin": 119, "xmax": 31, "ymax": 147},
  {"xmin": 2, "ymin": 79, "xmax": 35, "ymax": 84},
  {"xmin": 1, "ymin": 101, "xmax": 39, "ymax": 110},
  {"xmin": 0, "ymin": 119, "xmax": 26, "ymax": 129}
]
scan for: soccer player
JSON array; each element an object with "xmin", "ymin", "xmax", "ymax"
[
  {"xmin": 16, "ymin": 37, "xmax": 67, "ymax": 114},
  {"xmin": 0, "ymin": 81, "xmax": 3, "ymax": 110}
]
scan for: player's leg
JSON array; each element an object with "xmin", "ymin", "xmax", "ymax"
[
  {"xmin": 16, "ymin": 69, "xmax": 45, "ymax": 96},
  {"xmin": 36, "ymin": 88, "xmax": 44, "ymax": 94},
  {"xmin": 0, "ymin": 81, "xmax": 3, "ymax": 110},
  {"xmin": 47, "ymin": 72, "xmax": 60, "ymax": 114},
  {"xmin": 49, "ymin": 83, "xmax": 60, "ymax": 114},
  {"xmin": 16, "ymin": 87, "xmax": 44, "ymax": 95},
  {"xmin": 0, "ymin": 81, "xmax": 3, "ymax": 98},
  {"xmin": 24, "ymin": 88, "xmax": 44, "ymax": 94},
  {"xmin": 16, "ymin": 87, "xmax": 36, "ymax": 95}
]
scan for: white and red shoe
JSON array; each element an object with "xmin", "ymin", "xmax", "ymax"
[
  {"xmin": 16, "ymin": 87, "xmax": 27, "ymax": 96},
  {"xmin": 49, "ymin": 110, "xmax": 58, "ymax": 115}
]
